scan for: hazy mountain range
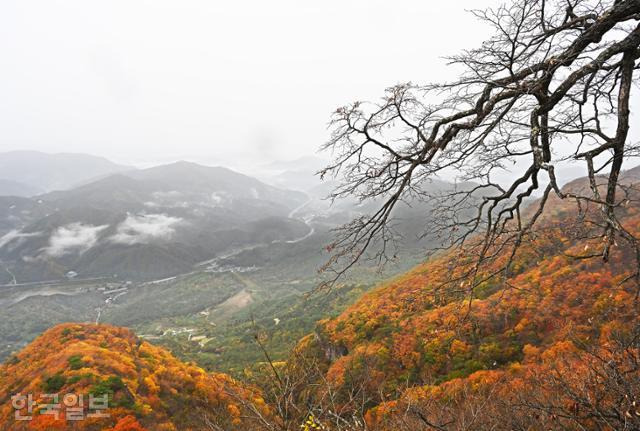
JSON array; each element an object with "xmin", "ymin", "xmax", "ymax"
[
  {"xmin": 0, "ymin": 157, "xmax": 310, "ymax": 283},
  {"xmin": 0, "ymin": 151, "xmax": 486, "ymax": 285},
  {"xmin": 0, "ymin": 179, "xmax": 43, "ymax": 197},
  {"xmin": 0, "ymin": 151, "xmax": 132, "ymax": 194},
  {"xmin": 1, "ymin": 151, "xmax": 610, "ymax": 286}
]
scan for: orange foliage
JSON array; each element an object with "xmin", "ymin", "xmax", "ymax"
[
  {"xmin": 108, "ymin": 415, "xmax": 148, "ymax": 431},
  {"xmin": 27, "ymin": 414, "xmax": 67, "ymax": 430},
  {"xmin": 0, "ymin": 323, "xmax": 271, "ymax": 430},
  {"xmin": 296, "ymin": 197, "xmax": 640, "ymax": 429}
]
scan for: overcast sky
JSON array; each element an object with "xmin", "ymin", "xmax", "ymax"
[{"xmin": 0, "ymin": 0, "xmax": 503, "ymax": 168}]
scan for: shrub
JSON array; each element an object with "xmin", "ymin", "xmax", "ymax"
[
  {"xmin": 43, "ymin": 373, "xmax": 67, "ymax": 392},
  {"xmin": 68, "ymin": 354, "xmax": 85, "ymax": 370}
]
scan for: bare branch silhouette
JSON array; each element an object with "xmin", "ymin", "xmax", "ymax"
[{"xmin": 320, "ymin": 0, "xmax": 640, "ymax": 290}]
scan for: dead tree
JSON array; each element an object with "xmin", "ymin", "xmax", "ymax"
[{"xmin": 320, "ymin": 0, "xmax": 640, "ymax": 291}]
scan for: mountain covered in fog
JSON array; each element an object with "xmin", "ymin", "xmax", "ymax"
[
  {"xmin": 258, "ymin": 155, "xmax": 328, "ymax": 192},
  {"xmin": 0, "ymin": 151, "xmax": 131, "ymax": 195},
  {"xmin": 0, "ymin": 161, "xmax": 308, "ymax": 283},
  {"xmin": 0, "ymin": 179, "xmax": 43, "ymax": 197}
]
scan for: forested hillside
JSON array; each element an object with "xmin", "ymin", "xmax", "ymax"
[
  {"xmin": 279, "ymin": 176, "xmax": 640, "ymax": 430},
  {"xmin": 0, "ymin": 324, "xmax": 271, "ymax": 430},
  {"xmin": 1, "ymin": 180, "xmax": 639, "ymax": 431}
]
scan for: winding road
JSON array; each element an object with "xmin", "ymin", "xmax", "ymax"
[{"xmin": 0, "ymin": 260, "xmax": 17, "ymax": 285}]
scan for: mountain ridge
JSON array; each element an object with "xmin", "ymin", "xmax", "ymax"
[
  {"xmin": 0, "ymin": 161, "xmax": 308, "ymax": 283},
  {"xmin": 0, "ymin": 151, "xmax": 132, "ymax": 194}
]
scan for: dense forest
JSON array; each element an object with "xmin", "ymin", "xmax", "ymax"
[{"xmin": 0, "ymin": 323, "xmax": 272, "ymax": 430}]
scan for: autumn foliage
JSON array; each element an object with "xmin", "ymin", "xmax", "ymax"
[
  {"xmin": 1, "ymin": 178, "xmax": 640, "ymax": 430},
  {"xmin": 0, "ymin": 323, "xmax": 272, "ymax": 430},
  {"xmin": 289, "ymin": 179, "xmax": 640, "ymax": 430}
]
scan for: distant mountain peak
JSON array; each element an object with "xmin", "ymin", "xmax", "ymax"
[{"xmin": 0, "ymin": 151, "xmax": 132, "ymax": 194}]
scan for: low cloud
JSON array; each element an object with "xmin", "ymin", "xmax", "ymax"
[
  {"xmin": 43, "ymin": 223, "xmax": 108, "ymax": 257},
  {"xmin": 110, "ymin": 213, "xmax": 182, "ymax": 245},
  {"xmin": 0, "ymin": 229, "xmax": 42, "ymax": 249},
  {"xmin": 210, "ymin": 191, "xmax": 231, "ymax": 207},
  {"xmin": 144, "ymin": 191, "xmax": 191, "ymax": 209},
  {"xmin": 152, "ymin": 190, "xmax": 183, "ymax": 199}
]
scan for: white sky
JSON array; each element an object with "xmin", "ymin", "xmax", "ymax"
[{"xmin": 0, "ymin": 0, "xmax": 498, "ymax": 168}]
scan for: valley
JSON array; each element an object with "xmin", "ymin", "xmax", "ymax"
[
  {"xmin": 0, "ymin": 160, "xmax": 434, "ymax": 373},
  {"xmin": 0, "ymin": 217, "xmax": 428, "ymax": 374},
  {"xmin": 0, "ymin": 153, "xmax": 447, "ymax": 375}
]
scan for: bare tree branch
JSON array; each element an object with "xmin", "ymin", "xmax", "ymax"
[{"xmin": 320, "ymin": 0, "xmax": 640, "ymax": 291}]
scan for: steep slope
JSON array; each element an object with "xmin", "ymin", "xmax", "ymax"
[
  {"xmin": 0, "ymin": 323, "xmax": 271, "ymax": 430},
  {"xmin": 290, "ymin": 176, "xmax": 640, "ymax": 430}
]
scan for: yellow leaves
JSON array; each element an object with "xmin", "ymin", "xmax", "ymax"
[
  {"xmin": 403, "ymin": 385, "xmax": 434, "ymax": 403},
  {"xmin": 450, "ymin": 339, "xmax": 470, "ymax": 356},
  {"xmin": 140, "ymin": 403, "xmax": 153, "ymax": 416},
  {"xmin": 300, "ymin": 414, "xmax": 324, "ymax": 431},
  {"xmin": 507, "ymin": 362, "xmax": 523, "ymax": 373},
  {"xmin": 467, "ymin": 370, "xmax": 502, "ymax": 390},
  {"xmin": 514, "ymin": 317, "xmax": 530, "ymax": 333},
  {"xmin": 138, "ymin": 343, "xmax": 158, "ymax": 362},
  {"xmin": 143, "ymin": 376, "xmax": 160, "ymax": 395},
  {"xmin": 226, "ymin": 403, "xmax": 241, "ymax": 418},
  {"xmin": 522, "ymin": 344, "xmax": 540, "ymax": 362}
]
